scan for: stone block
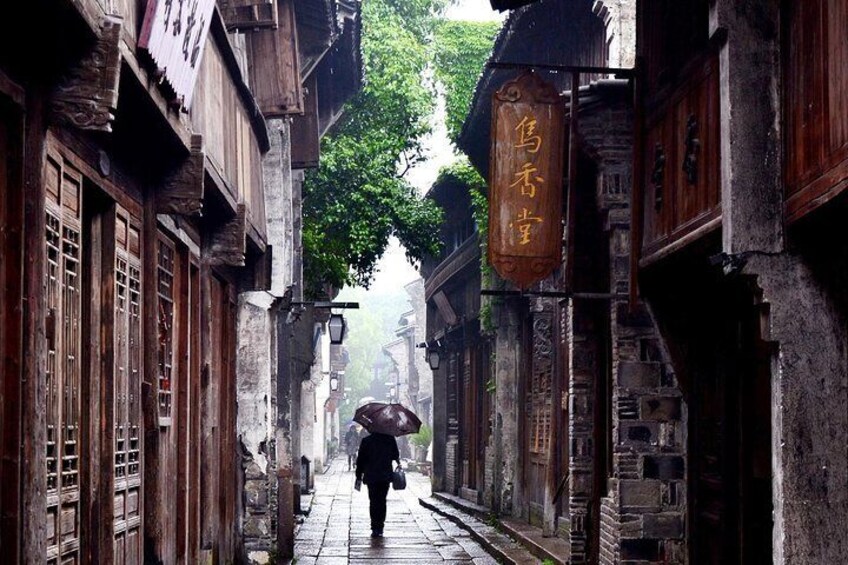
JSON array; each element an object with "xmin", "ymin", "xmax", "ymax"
[
  {"xmin": 643, "ymin": 456, "xmax": 685, "ymax": 480},
  {"xmin": 619, "ymin": 514, "xmax": 642, "ymax": 537},
  {"xmin": 620, "ymin": 539, "xmax": 660, "ymax": 561},
  {"xmin": 642, "ymin": 513, "xmax": 684, "ymax": 539},
  {"xmin": 640, "ymin": 397, "xmax": 681, "ymax": 421},
  {"xmin": 244, "ymin": 479, "xmax": 269, "ymax": 509},
  {"xmin": 619, "ymin": 480, "xmax": 661, "ymax": 509},
  {"xmin": 243, "ymin": 515, "xmax": 271, "ymax": 538},
  {"xmin": 621, "ymin": 422, "xmax": 659, "ymax": 446},
  {"xmin": 618, "ymin": 362, "xmax": 661, "ymax": 389}
]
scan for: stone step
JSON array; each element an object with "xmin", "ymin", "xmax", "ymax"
[{"xmin": 419, "ymin": 495, "xmax": 541, "ymax": 565}]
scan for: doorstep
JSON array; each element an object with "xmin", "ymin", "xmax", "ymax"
[{"xmin": 431, "ymin": 491, "xmax": 569, "ymax": 565}]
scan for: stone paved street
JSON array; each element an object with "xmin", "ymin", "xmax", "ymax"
[{"xmin": 293, "ymin": 458, "xmax": 500, "ymax": 564}]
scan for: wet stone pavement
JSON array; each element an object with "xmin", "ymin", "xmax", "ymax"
[{"xmin": 293, "ymin": 458, "xmax": 500, "ymax": 564}]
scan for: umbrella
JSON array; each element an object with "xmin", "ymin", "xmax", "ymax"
[{"xmin": 354, "ymin": 402, "xmax": 422, "ymax": 437}]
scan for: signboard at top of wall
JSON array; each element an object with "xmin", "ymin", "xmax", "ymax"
[
  {"xmin": 488, "ymin": 71, "xmax": 565, "ymax": 289},
  {"xmin": 139, "ymin": 0, "xmax": 217, "ymax": 109}
]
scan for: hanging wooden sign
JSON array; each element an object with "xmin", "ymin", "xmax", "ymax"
[
  {"xmin": 139, "ymin": 0, "xmax": 217, "ymax": 108},
  {"xmin": 488, "ymin": 71, "xmax": 565, "ymax": 289}
]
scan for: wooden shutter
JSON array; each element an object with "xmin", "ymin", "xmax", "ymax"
[{"xmin": 44, "ymin": 156, "xmax": 83, "ymax": 564}]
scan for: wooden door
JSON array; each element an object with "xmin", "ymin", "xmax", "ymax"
[
  {"xmin": 112, "ymin": 209, "xmax": 143, "ymax": 564},
  {"xmin": 690, "ymin": 304, "xmax": 772, "ymax": 564},
  {"xmin": 524, "ymin": 309, "xmax": 554, "ymax": 523},
  {"xmin": 461, "ymin": 348, "xmax": 477, "ymax": 490},
  {"xmin": 176, "ymin": 257, "xmax": 202, "ymax": 563},
  {"xmin": 44, "ymin": 156, "xmax": 84, "ymax": 564},
  {"xmin": 208, "ymin": 274, "xmax": 237, "ymax": 558},
  {"xmin": 0, "ymin": 99, "xmax": 23, "ymax": 564}
]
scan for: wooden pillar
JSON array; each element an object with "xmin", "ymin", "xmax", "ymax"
[{"xmin": 20, "ymin": 87, "xmax": 48, "ymax": 565}]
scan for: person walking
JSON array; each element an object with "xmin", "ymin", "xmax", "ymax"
[
  {"xmin": 344, "ymin": 425, "xmax": 360, "ymax": 471},
  {"xmin": 354, "ymin": 432, "xmax": 400, "ymax": 538}
]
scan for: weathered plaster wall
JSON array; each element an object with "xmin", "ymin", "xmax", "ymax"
[
  {"xmin": 744, "ymin": 247, "xmax": 848, "ymax": 564},
  {"xmin": 237, "ymin": 119, "xmax": 296, "ymax": 563},
  {"xmin": 237, "ymin": 292, "xmax": 277, "ymax": 558}
]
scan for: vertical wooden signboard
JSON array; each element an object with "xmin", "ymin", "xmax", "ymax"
[{"xmin": 489, "ymin": 71, "xmax": 565, "ymax": 289}]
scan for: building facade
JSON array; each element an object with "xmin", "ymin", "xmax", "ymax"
[
  {"xmin": 424, "ymin": 0, "xmax": 848, "ymax": 564},
  {"xmin": 0, "ymin": 0, "xmax": 360, "ymax": 562}
]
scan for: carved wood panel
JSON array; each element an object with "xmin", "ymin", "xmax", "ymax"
[{"xmin": 525, "ymin": 309, "xmax": 553, "ymax": 507}]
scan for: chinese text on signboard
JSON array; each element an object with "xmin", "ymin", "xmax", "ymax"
[
  {"xmin": 489, "ymin": 72, "xmax": 564, "ymax": 289},
  {"xmin": 140, "ymin": 0, "xmax": 217, "ymax": 108}
]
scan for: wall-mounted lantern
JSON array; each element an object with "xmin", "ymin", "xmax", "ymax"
[
  {"xmin": 427, "ymin": 348, "xmax": 441, "ymax": 370},
  {"xmin": 418, "ymin": 341, "xmax": 442, "ymax": 371},
  {"xmin": 328, "ymin": 313, "xmax": 347, "ymax": 345}
]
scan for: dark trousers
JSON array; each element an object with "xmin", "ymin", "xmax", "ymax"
[{"xmin": 367, "ymin": 481, "xmax": 390, "ymax": 532}]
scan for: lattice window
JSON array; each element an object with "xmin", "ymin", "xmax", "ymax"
[
  {"xmin": 44, "ymin": 157, "xmax": 82, "ymax": 565},
  {"xmin": 157, "ymin": 238, "xmax": 175, "ymax": 424},
  {"xmin": 128, "ymin": 261, "xmax": 141, "ymax": 476}
]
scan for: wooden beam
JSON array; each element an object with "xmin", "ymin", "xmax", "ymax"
[
  {"xmin": 206, "ymin": 204, "xmax": 247, "ymax": 267},
  {"xmin": 51, "ymin": 16, "xmax": 122, "ymax": 132},
  {"xmin": 157, "ymin": 135, "xmax": 205, "ymax": 217}
]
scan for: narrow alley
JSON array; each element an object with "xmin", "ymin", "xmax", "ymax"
[{"xmin": 293, "ymin": 458, "xmax": 521, "ymax": 565}]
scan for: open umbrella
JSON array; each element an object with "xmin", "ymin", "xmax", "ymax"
[{"xmin": 354, "ymin": 402, "xmax": 422, "ymax": 437}]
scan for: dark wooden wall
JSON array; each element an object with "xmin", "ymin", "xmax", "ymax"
[
  {"xmin": 783, "ymin": 0, "xmax": 848, "ymax": 221},
  {"xmin": 638, "ymin": 0, "xmax": 720, "ymax": 261}
]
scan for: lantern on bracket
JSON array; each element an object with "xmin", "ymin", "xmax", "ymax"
[{"xmin": 328, "ymin": 313, "xmax": 347, "ymax": 345}]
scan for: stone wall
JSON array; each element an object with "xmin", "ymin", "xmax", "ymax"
[{"xmin": 446, "ymin": 436, "xmax": 460, "ymax": 494}]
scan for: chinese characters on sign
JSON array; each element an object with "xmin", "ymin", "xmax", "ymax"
[
  {"xmin": 140, "ymin": 0, "xmax": 217, "ymax": 108},
  {"xmin": 489, "ymin": 71, "xmax": 565, "ymax": 289}
]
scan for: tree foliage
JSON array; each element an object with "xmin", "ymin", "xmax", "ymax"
[
  {"xmin": 433, "ymin": 19, "xmax": 501, "ymax": 144},
  {"xmin": 302, "ymin": 0, "xmax": 449, "ymax": 297}
]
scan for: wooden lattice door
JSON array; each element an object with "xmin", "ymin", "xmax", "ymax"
[
  {"xmin": 44, "ymin": 156, "xmax": 83, "ymax": 564},
  {"xmin": 525, "ymin": 309, "xmax": 554, "ymax": 516},
  {"xmin": 113, "ymin": 209, "xmax": 143, "ymax": 563}
]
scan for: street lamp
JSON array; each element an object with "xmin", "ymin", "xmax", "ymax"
[{"xmin": 328, "ymin": 314, "xmax": 347, "ymax": 345}]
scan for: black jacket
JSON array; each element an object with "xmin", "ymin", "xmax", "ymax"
[{"xmin": 355, "ymin": 433, "xmax": 399, "ymax": 484}]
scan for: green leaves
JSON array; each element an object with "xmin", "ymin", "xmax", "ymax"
[
  {"xmin": 302, "ymin": 0, "xmax": 448, "ymax": 297},
  {"xmin": 433, "ymin": 19, "xmax": 501, "ymax": 144}
]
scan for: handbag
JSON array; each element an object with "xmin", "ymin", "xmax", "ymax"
[{"xmin": 391, "ymin": 464, "xmax": 406, "ymax": 490}]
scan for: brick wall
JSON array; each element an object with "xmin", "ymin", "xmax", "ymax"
[{"xmin": 582, "ymin": 86, "xmax": 687, "ymax": 564}]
